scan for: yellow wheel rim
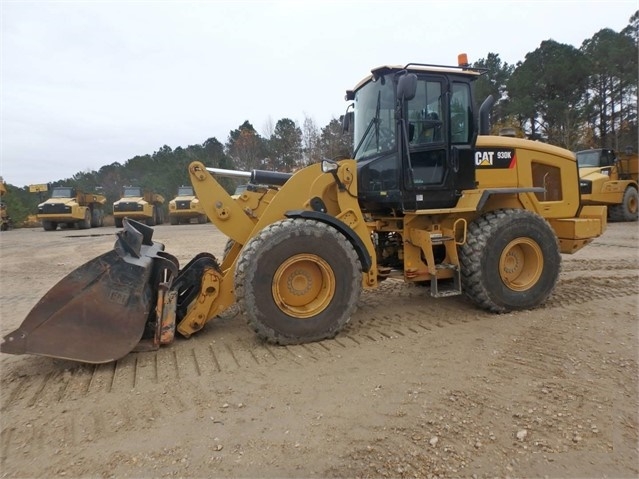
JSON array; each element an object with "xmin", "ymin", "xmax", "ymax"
[
  {"xmin": 272, "ymin": 254, "xmax": 335, "ymax": 318},
  {"xmin": 499, "ymin": 238, "xmax": 543, "ymax": 292},
  {"xmin": 628, "ymin": 194, "xmax": 638, "ymax": 214}
]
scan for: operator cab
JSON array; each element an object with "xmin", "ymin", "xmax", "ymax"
[
  {"xmin": 51, "ymin": 187, "xmax": 76, "ymax": 198},
  {"xmin": 576, "ymin": 148, "xmax": 616, "ymax": 168},
  {"xmin": 345, "ymin": 56, "xmax": 483, "ymax": 213},
  {"xmin": 123, "ymin": 186, "xmax": 143, "ymax": 197}
]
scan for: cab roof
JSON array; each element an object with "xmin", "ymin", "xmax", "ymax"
[{"xmin": 347, "ymin": 62, "xmax": 484, "ymax": 99}]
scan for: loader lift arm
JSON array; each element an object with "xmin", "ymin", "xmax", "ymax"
[{"xmin": 175, "ymin": 160, "xmax": 378, "ymax": 338}]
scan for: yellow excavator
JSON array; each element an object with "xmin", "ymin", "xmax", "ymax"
[{"xmin": 1, "ymin": 55, "xmax": 606, "ymax": 363}]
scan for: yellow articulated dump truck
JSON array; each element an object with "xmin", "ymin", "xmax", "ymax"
[
  {"xmin": 0, "ymin": 177, "xmax": 9, "ymax": 231},
  {"xmin": 36, "ymin": 186, "xmax": 106, "ymax": 231},
  {"xmin": 112, "ymin": 186, "xmax": 165, "ymax": 228},
  {"xmin": 168, "ymin": 185, "xmax": 207, "ymax": 225},
  {"xmin": 576, "ymin": 148, "xmax": 638, "ymax": 222},
  {"xmin": 1, "ymin": 54, "xmax": 606, "ymax": 363}
]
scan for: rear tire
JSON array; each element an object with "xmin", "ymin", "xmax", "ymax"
[
  {"xmin": 235, "ymin": 218, "xmax": 362, "ymax": 345},
  {"xmin": 146, "ymin": 207, "xmax": 157, "ymax": 226},
  {"xmin": 91, "ymin": 208, "xmax": 103, "ymax": 227},
  {"xmin": 170, "ymin": 215, "xmax": 179, "ymax": 225},
  {"xmin": 460, "ymin": 209, "xmax": 560, "ymax": 313},
  {"xmin": 608, "ymin": 186, "xmax": 638, "ymax": 222},
  {"xmin": 114, "ymin": 217, "xmax": 123, "ymax": 228}
]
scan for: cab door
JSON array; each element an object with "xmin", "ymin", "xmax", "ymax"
[{"xmin": 401, "ymin": 75, "xmax": 475, "ymax": 210}]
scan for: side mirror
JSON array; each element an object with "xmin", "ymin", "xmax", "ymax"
[
  {"xmin": 397, "ymin": 73, "xmax": 417, "ymax": 102},
  {"xmin": 342, "ymin": 110, "xmax": 354, "ymax": 133},
  {"xmin": 478, "ymin": 95, "xmax": 495, "ymax": 136}
]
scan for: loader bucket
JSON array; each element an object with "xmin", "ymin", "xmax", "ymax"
[{"xmin": 0, "ymin": 219, "xmax": 178, "ymax": 363}]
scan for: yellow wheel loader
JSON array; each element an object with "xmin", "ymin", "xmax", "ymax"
[{"xmin": 1, "ymin": 56, "xmax": 606, "ymax": 363}]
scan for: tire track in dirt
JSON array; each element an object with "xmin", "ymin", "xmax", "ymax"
[
  {"xmin": 546, "ymin": 274, "xmax": 638, "ymax": 308},
  {"xmin": 2, "ymin": 265, "xmax": 638, "ymax": 463},
  {"xmin": 2, "ymin": 271, "xmax": 637, "ymax": 410},
  {"xmin": 588, "ymin": 241, "xmax": 638, "ymax": 249},
  {"xmin": 481, "ymin": 312, "xmax": 621, "ymax": 456},
  {"xmin": 561, "ymin": 258, "xmax": 639, "ymax": 272},
  {"xmin": 331, "ymin": 292, "xmax": 638, "ymax": 478}
]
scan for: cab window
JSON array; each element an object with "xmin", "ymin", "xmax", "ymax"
[
  {"xmin": 407, "ymin": 80, "xmax": 443, "ymax": 145},
  {"xmin": 532, "ymin": 162, "xmax": 563, "ymax": 201},
  {"xmin": 450, "ymin": 82, "xmax": 471, "ymax": 144}
]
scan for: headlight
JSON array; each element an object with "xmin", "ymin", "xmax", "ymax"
[
  {"xmin": 579, "ymin": 180, "xmax": 592, "ymax": 195},
  {"xmin": 321, "ymin": 159, "xmax": 339, "ymax": 173}
]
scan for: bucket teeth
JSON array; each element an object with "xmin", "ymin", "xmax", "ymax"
[{"xmin": 115, "ymin": 218, "xmax": 154, "ymax": 258}]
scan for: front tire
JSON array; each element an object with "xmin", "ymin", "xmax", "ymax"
[
  {"xmin": 235, "ymin": 218, "xmax": 362, "ymax": 345},
  {"xmin": 42, "ymin": 221, "xmax": 57, "ymax": 231},
  {"xmin": 78, "ymin": 210, "xmax": 91, "ymax": 229},
  {"xmin": 609, "ymin": 186, "xmax": 638, "ymax": 222},
  {"xmin": 460, "ymin": 209, "xmax": 560, "ymax": 313}
]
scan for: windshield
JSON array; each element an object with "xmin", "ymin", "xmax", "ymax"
[
  {"xmin": 124, "ymin": 187, "xmax": 142, "ymax": 197},
  {"xmin": 353, "ymin": 75, "xmax": 396, "ymax": 160},
  {"xmin": 178, "ymin": 186, "xmax": 194, "ymax": 196},
  {"xmin": 576, "ymin": 151, "xmax": 601, "ymax": 167},
  {"xmin": 51, "ymin": 187, "xmax": 73, "ymax": 198},
  {"xmin": 576, "ymin": 150, "xmax": 616, "ymax": 168}
]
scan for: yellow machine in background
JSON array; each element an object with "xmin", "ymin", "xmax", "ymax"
[
  {"xmin": 113, "ymin": 186, "xmax": 165, "ymax": 228},
  {"xmin": 36, "ymin": 186, "xmax": 106, "ymax": 231},
  {"xmin": 168, "ymin": 186, "xmax": 207, "ymax": 225},
  {"xmin": 1, "ymin": 55, "xmax": 606, "ymax": 363},
  {"xmin": 576, "ymin": 148, "xmax": 638, "ymax": 222},
  {"xmin": 0, "ymin": 177, "xmax": 9, "ymax": 231}
]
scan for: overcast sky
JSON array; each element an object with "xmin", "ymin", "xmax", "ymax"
[{"xmin": 1, "ymin": 0, "xmax": 636, "ymax": 187}]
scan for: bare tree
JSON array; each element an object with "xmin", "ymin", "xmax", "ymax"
[{"xmin": 301, "ymin": 114, "xmax": 321, "ymax": 166}]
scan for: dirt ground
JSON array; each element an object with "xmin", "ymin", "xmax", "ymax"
[{"xmin": 0, "ymin": 221, "xmax": 637, "ymax": 478}]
